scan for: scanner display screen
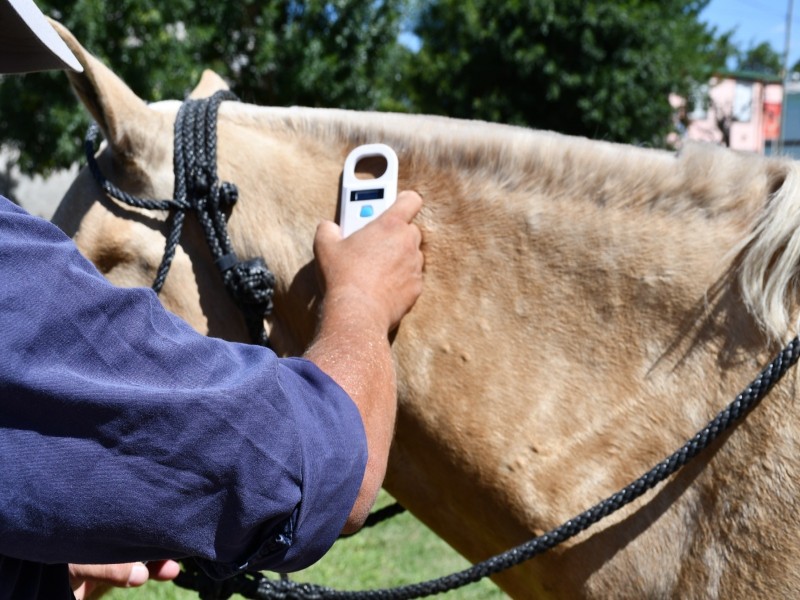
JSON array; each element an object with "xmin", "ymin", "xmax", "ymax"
[{"xmin": 351, "ymin": 188, "xmax": 384, "ymax": 202}]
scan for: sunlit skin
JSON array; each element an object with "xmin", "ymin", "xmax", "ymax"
[{"xmin": 69, "ymin": 560, "xmax": 180, "ymax": 599}]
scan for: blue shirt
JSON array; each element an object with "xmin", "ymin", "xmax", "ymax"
[{"xmin": 0, "ymin": 197, "xmax": 367, "ymax": 598}]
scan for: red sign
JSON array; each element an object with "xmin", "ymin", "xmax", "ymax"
[{"xmin": 764, "ymin": 102, "xmax": 782, "ymax": 140}]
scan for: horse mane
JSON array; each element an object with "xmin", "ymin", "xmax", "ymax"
[
  {"xmin": 735, "ymin": 158, "xmax": 800, "ymax": 341},
  {"xmin": 223, "ymin": 103, "xmax": 800, "ymax": 341}
]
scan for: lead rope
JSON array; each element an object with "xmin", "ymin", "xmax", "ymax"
[
  {"xmin": 172, "ymin": 337, "xmax": 800, "ymax": 599},
  {"xmin": 84, "ymin": 90, "xmax": 275, "ymax": 346}
]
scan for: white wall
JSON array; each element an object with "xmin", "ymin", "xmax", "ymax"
[{"xmin": 1, "ymin": 147, "xmax": 79, "ymax": 220}]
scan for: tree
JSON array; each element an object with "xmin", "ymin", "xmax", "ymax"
[
  {"xmin": 1, "ymin": 0, "xmax": 410, "ymax": 174},
  {"xmin": 407, "ymin": 0, "xmax": 723, "ymax": 146},
  {"xmin": 736, "ymin": 41, "xmax": 782, "ymax": 75}
]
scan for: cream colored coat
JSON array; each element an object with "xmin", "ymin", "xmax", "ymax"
[{"xmin": 51, "ymin": 23, "xmax": 800, "ymax": 599}]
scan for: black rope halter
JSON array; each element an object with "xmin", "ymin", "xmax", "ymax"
[{"xmin": 85, "ymin": 90, "xmax": 275, "ymax": 346}]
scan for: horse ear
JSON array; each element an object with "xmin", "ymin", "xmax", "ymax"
[
  {"xmin": 189, "ymin": 70, "xmax": 230, "ymax": 99},
  {"xmin": 49, "ymin": 19, "xmax": 152, "ymax": 156}
]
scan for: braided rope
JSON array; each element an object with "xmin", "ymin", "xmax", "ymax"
[
  {"xmin": 173, "ymin": 337, "xmax": 800, "ymax": 599},
  {"xmin": 359, "ymin": 502, "xmax": 407, "ymax": 529},
  {"xmin": 84, "ymin": 91, "xmax": 275, "ymax": 346}
]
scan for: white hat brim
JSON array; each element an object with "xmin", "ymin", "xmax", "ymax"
[{"xmin": 0, "ymin": 0, "xmax": 82, "ymax": 73}]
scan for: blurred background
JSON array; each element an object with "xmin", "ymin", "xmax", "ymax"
[{"xmin": 3, "ymin": 0, "xmax": 798, "ymax": 218}]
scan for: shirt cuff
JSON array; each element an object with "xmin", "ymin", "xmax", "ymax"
[{"xmin": 196, "ymin": 357, "xmax": 367, "ymax": 578}]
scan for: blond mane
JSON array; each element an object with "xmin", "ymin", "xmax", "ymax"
[
  {"xmin": 735, "ymin": 159, "xmax": 800, "ymax": 341},
  {"xmin": 221, "ymin": 103, "xmax": 800, "ymax": 341}
]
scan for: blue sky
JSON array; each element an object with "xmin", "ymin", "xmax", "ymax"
[{"xmin": 701, "ymin": 0, "xmax": 800, "ymax": 68}]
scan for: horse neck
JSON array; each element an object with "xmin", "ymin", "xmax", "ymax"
[
  {"xmin": 213, "ymin": 106, "xmax": 800, "ymax": 597},
  {"xmin": 219, "ymin": 106, "xmax": 782, "ymax": 363},
  {"xmin": 373, "ymin": 128, "xmax": 785, "ymax": 543},
  {"xmin": 215, "ymin": 108, "xmax": 375, "ymax": 353}
]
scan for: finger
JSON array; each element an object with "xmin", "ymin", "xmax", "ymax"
[
  {"xmin": 69, "ymin": 562, "xmax": 149, "ymax": 587},
  {"xmin": 125, "ymin": 563, "xmax": 151, "ymax": 586},
  {"xmin": 147, "ymin": 559, "xmax": 181, "ymax": 581},
  {"xmin": 385, "ymin": 190, "xmax": 423, "ymax": 223}
]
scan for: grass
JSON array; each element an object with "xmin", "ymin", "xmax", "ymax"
[{"xmin": 106, "ymin": 491, "xmax": 507, "ymax": 599}]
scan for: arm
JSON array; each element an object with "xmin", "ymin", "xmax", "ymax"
[
  {"xmin": 306, "ymin": 191, "xmax": 424, "ymax": 532},
  {"xmin": 0, "ymin": 192, "xmax": 420, "ymax": 577},
  {"xmin": 0, "ymin": 197, "xmax": 366, "ymax": 573}
]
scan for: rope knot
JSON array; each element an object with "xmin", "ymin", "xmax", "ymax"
[
  {"xmin": 219, "ymin": 181, "xmax": 239, "ymax": 206},
  {"xmin": 224, "ymin": 257, "xmax": 276, "ymax": 316},
  {"xmin": 190, "ymin": 164, "xmax": 214, "ymax": 198}
]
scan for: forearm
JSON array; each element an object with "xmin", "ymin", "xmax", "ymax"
[
  {"xmin": 305, "ymin": 293, "xmax": 397, "ymax": 533},
  {"xmin": 308, "ymin": 190, "xmax": 423, "ymax": 532}
]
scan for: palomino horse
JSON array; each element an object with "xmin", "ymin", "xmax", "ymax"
[{"xmin": 51, "ymin": 22, "xmax": 800, "ymax": 599}]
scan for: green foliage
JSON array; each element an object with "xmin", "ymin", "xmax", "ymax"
[
  {"xmin": 703, "ymin": 28, "xmax": 739, "ymax": 72},
  {"xmin": 1, "ymin": 0, "xmax": 411, "ymax": 174},
  {"xmin": 736, "ymin": 41, "xmax": 783, "ymax": 76},
  {"xmin": 408, "ymin": 0, "xmax": 720, "ymax": 146},
  {"xmin": 0, "ymin": 1, "xmax": 757, "ymax": 175}
]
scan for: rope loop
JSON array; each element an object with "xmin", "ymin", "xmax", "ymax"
[{"xmin": 175, "ymin": 559, "xmax": 274, "ymax": 600}]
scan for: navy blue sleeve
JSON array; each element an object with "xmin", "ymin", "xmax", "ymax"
[{"xmin": 0, "ymin": 197, "xmax": 367, "ymax": 577}]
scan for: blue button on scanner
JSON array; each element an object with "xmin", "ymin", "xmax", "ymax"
[{"xmin": 360, "ymin": 205, "xmax": 374, "ymax": 218}]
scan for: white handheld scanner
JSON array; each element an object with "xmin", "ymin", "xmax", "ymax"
[{"xmin": 339, "ymin": 143, "xmax": 399, "ymax": 237}]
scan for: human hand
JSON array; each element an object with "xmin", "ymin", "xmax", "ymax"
[
  {"xmin": 314, "ymin": 190, "xmax": 424, "ymax": 333},
  {"xmin": 69, "ymin": 560, "xmax": 180, "ymax": 600}
]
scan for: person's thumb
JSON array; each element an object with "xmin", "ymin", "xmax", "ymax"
[{"xmin": 314, "ymin": 220, "xmax": 343, "ymax": 255}]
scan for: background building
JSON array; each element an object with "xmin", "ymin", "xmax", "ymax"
[
  {"xmin": 671, "ymin": 71, "xmax": 786, "ymax": 156},
  {"xmin": 768, "ymin": 79, "xmax": 800, "ymax": 159}
]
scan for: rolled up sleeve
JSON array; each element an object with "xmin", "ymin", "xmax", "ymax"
[
  {"xmin": 0, "ymin": 197, "xmax": 367, "ymax": 577},
  {"xmin": 194, "ymin": 357, "xmax": 367, "ymax": 578}
]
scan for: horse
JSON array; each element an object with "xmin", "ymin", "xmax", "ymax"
[{"xmin": 50, "ymin": 21, "xmax": 800, "ymax": 599}]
